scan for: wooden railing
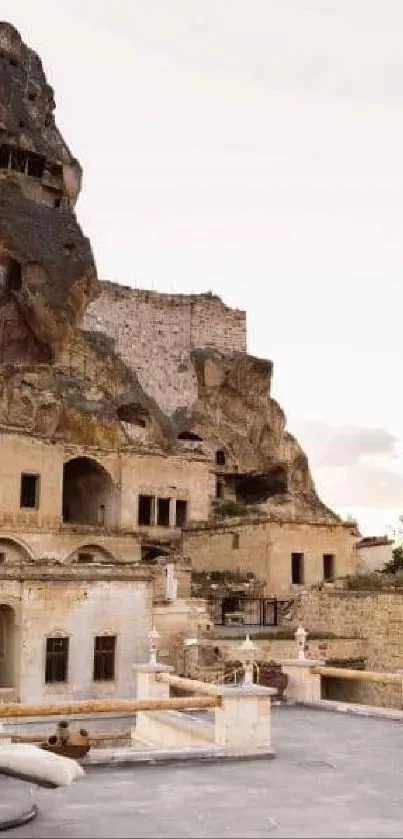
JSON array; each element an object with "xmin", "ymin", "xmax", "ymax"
[
  {"xmin": 0, "ymin": 695, "xmax": 219, "ymax": 720},
  {"xmin": 310, "ymin": 666, "xmax": 402, "ymax": 685}
]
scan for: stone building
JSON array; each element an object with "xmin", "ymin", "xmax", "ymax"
[
  {"xmin": 355, "ymin": 536, "xmax": 393, "ymax": 572},
  {"xmin": 0, "ymin": 22, "xmax": 357, "ymax": 701}
]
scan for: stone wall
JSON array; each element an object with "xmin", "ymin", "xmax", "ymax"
[
  {"xmin": 184, "ymin": 519, "xmax": 358, "ymax": 596},
  {"xmin": 0, "ymin": 577, "xmax": 151, "ymax": 703},
  {"xmin": 82, "ymin": 285, "xmax": 247, "ymax": 415},
  {"xmin": 295, "ymin": 588, "xmax": 403, "ymax": 707},
  {"xmin": 205, "ymin": 636, "xmax": 367, "ymax": 666}
]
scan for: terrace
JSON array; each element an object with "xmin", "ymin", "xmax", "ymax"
[{"xmin": 2, "ymin": 706, "xmax": 403, "ymax": 838}]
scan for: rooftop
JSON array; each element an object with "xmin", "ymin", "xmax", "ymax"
[
  {"xmin": 356, "ymin": 536, "xmax": 393, "ymax": 548},
  {"xmin": 2, "ymin": 705, "xmax": 402, "ymax": 838}
]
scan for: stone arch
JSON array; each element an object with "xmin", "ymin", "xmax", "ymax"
[
  {"xmin": 0, "ymin": 536, "xmax": 36, "ymax": 564},
  {"xmin": 0, "ymin": 604, "xmax": 18, "ymax": 688},
  {"xmin": 66, "ymin": 543, "xmax": 117, "ymax": 565},
  {"xmin": 62, "ymin": 456, "xmax": 120, "ymax": 527}
]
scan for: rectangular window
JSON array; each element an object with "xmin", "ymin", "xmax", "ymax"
[
  {"xmin": 93, "ymin": 635, "xmax": 116, "ymax": 681},
  {"xmin": 291, "ymin": 552, "xmax": 304, "ymax": 585},
  {"xmin": 20, "ymin": 473, "xmax": 40, "ymax": 509},
  {"xmin": 157, "ymin": 498, "xmax": 170, "ymax": 527},
  {"xmin": 45, "ymin": 636, "xmax": 69, "ymax": 683},
  {"xmin": 232, "ymin": 533, "xmax": 240, "ymax": 550},
  {"xmin": 175, "ymin": 499, "xmax": 188, "ymax": 527},
  {"xmin": 323, "ymin": 554, "xmax": 335, "ymax": 580},
  {"xmin": 138, "ymin": 495, "xmax": 153, "ymax": 525},
  {"xmin": 0, "ymin": 553, "xmax": 5, "ymax": 564}
]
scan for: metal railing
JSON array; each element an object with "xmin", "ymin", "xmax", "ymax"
[{"xmin": 207, "ymin": 596, "xmax": 279, "ymax": 627}]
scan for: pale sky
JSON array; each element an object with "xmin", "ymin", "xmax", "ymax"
[{"xmin": 4, "ymin": 0, "xmax": 403, "ymax": 536}]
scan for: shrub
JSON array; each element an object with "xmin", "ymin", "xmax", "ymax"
[{"xmin": 342, "ymin": 571, "xmax": 403, "ymax": 591}]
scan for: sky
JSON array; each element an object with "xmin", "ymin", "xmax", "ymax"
[{"xmin": 3, "ymin": 0, "xmax": 403, "ymax": 536}]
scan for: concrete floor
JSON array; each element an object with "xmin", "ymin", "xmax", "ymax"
[{"xmin": 1, "ymin": 705, "xmax": 403, "ymax": 838}]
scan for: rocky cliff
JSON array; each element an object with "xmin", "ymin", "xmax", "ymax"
[{"xmin": 0, "ymin": 22, "xmax": 171, "ymax": 450}]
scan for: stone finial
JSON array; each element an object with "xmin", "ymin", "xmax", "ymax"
[
  {"xmin": 148, "ymin": 626, "xmax": 160, "ymax": 665},
  {"xmin": 238, "ymin": 633, "xmax": 258, "ymax": 686},
  {"xmin": 295, "ymin": 625, "xmax": 308, "ymax": 660}
]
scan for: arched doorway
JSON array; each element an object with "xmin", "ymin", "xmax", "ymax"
[
  {"xmin": 62, "ymin": 457, "xmax": 119, "ymax": 527},
  {"xmin": 0, "ymin": 605, "xmax": 17, "ymax": 688}
]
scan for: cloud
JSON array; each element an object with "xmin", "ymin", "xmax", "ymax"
[
  {"xmin": 292, "ymin": 421, "xmax": 399, "ymax": 468},
  {"xmin": 291, "ymin": 420, "xmax": 403, "ymax": 512},
  {"xmin": 317, "ymin": 463, "xmax": 403, "ymax": 509}
]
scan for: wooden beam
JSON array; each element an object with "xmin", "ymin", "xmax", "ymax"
[
  {"xmin": 155, "ymin": 673, "xmax": 220, "ymax": 696},
  {"xmin": 0, "ymin": 695, "xmax": 219, "ymax": 719},
  {"xmin": 311, "ymin": 666, "xmax": 402, "ymax": 684}
]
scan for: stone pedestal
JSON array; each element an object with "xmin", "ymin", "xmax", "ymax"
[
  {"xmin": 132, "ymin": 662, "xmax": 174, "ymax": 746},
  {"xmin": 281, "ymin": 659, "xmax": 325, "ymax": 703},
  {"xmin": 214, "ymin": 684, "xmax": 276, "ymax": 757},
  {"xmin": 133, "ymin": 662, "xmax": 173, "ymax": 700}
]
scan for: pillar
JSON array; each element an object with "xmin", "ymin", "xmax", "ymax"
[
  {"xmin": 214, "ymin": 684, "xmax": 276, "ymax": 757},
  {"xmin": 282, "ymin": 659, "xmax": 325, "ymax": 703},
  {"xmin": 169, "ymin": 499, "xmax": 176, "ymax": 528},
  {"xmin": 132, "ymin": 662, "xmax": 174, "ymax": 746}
]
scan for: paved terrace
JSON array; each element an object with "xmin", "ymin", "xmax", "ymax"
[{"xmin": 1, "ymin": 705, "xmax": 402, "ymax": 838}]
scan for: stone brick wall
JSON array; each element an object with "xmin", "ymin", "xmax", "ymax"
[
  {"xmin": 295, "ymin": 588, "xmax": 403, "ymax": 707},
  {"xmin": 82, "ymin": 284, "xmax": 247, "ymax": 415}
]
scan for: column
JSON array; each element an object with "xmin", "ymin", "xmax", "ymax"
[
  {"xmin": 214, "ymin": 684, "xmax": 276, "ymax": 757},
  {"xmin": 169, "ymin": 498, "xmax": 176, "ymax": 528},
  {"xmin": 281, "ymin": 659, "xmax": 325, "ymax": 703}
]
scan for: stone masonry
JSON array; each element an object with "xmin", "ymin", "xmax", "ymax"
[
  {"xmin": 294, "ymin": 587, "xmax": 403, "ymax": 708},
  {"xmin": 83, "ymin": 285, "xmax": 247, "ymax": 415}
]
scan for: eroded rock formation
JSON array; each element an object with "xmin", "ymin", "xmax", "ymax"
[
  {"xmin": 0, "ymin": 22, "xmax": 171, "ymax": 449},
  {"xmin": 172, "ymin": 348, "xmax": 339, "ymax": 521}
]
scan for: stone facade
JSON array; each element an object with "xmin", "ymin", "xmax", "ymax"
[
  {"xmin": 184, "ymin": 518, "xmax": 358, "ymax": 596},
  {"xmin": 0, "ymin": 573, "xmax": 151, "ymax": 703}
]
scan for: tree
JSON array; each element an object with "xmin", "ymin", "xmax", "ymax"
[{"xmin": 382, "ymin": 545, "xmax": 403, "ymax": 574}]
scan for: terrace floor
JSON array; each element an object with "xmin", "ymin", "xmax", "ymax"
[{"xmin": 1, "ymin": 705, "xmax": 403, "ymax": 838}]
